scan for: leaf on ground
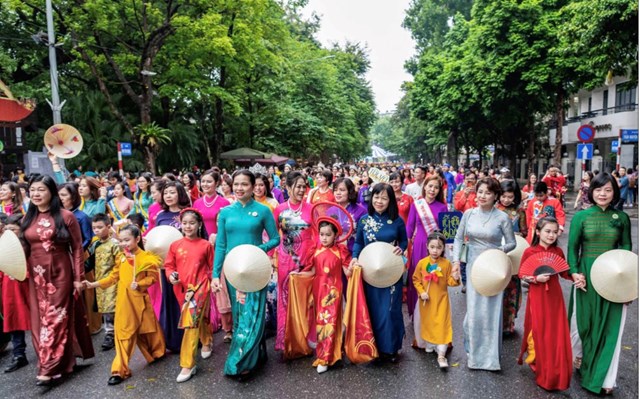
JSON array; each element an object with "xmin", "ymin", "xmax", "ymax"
[
  {"xmin": 125, "ymin": 385, "xmax": 135, "ymax": 390},
  {"xmin": 147, "ymin": 378, "xmax": 157, "ymax": 382},
  {"xmin": 623, "ymin": 346, "xmax": 632, "ymax": 350},
  {"xmin": 451, "ymin": 363, "xmax": 460, "ymax": 367}
]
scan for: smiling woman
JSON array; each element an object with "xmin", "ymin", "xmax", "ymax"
[{"xmin": 20, "ymin": 175, "xmax": 94, "ymax": 385}]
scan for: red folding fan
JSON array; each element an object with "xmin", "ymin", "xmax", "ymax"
[
  {"xmin": 518, "ymin": 252, "xmax": 569, "ymax": 278},
  {"xmin": 310, "ymin": 201, "xmax": 354, "ymax": 244}
]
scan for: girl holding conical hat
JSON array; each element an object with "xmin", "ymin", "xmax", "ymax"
[
  {"xmin": 212, "ymin": 170, "xmax": 280, "ymax": 377},
  {"xmin": 350, "ymin": 183, "xmax": 408, "ymax": 363},
  {"xmin": 517, "ymin": 217, "xmax": 572, "ymax": 391},
  {"xmin": 452, "ymin": 177, "xmax": 516, "ymax": 371},
  {"xmin": 567, "ymin": 173, "xmax": 632, "ymax": 395}
]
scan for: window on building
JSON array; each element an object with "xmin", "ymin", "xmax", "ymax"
[
  {"xmin": 588, "ymin": 97, "xmax": 592, "ymax": 113},
  {"xmin": 603, "ymin": 90, "xmax": 608, "ymax": 115},
  {"xmin": 615, "ymin": 82, "xmax": 637, "ymax": 112}
]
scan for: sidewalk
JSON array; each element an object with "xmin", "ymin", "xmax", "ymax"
[{"xmin": 564, "ymin": 192, "xmax": 638, "ymax": 219}]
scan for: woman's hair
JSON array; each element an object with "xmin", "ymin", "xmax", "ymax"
[
  {"xmin": 588, "ymin": 172, "xmax": 620, "ymax": 205},
  {"xmin": 182, "ymin": 172, "xmax": 196, "ymax": 188},
  {"xmin": 221, "ymin": 174, "xmax": 233, "ymax": 190},
  {"xmin": 317, "ymin": 170, "xmax": 333, "ymax": 185},
  {"xmin": 113, "ymin": 181, "xmax": 128, "ymax": 195},
  {"xmin": 160, "ymin": 181, "xmax": 191, "ymax": 211},
  {"xmin": 254, "ymin": 173, "xmax": 273, "ymax": 198},
  {"xmin": 128, "ymin": 213, "xmax": 145, "ymax": 229},
  {"xmin": 583, "ymin": 171, "xmax": 594, "ymax": 182},
  {"xmin": 318, "ymin": 220, "xmax": 339, "ymax": 235},
  {"xmin": 427, "ymin": 231, "xmax": 446, "ymax": 251},
  {"xmin": 22, "ymin": 175, "xmax": 70, "ymax": 243},
  {"xmin": 421, "ymin": 175, "xmax": 445, "ymax": 203},
  {"xmin": 333, "ymin": 177, "xmax": 358, "ymax": 205},
  {"xmin": 286, "ymin": 171, "xmax": 305, "ymax": 189},
  {"xmin": 368, "ymin": 183, "xmax": 399, "ymax": 220},
  {"xmin": 2, "ymin": 182, "xmax": 23, "ymax": 212},
  {"xmin": 120, "ymin": 224, "xmax": 144, "ymax": 250},
  {"xmin": 500, "ymin": 180, "xmax": 522, "ymax": 207},
  {"xmin": 232, "ymin": 169, "xmax": 256, "ymax": 186},
  {"xmin": 201, "ymin": 169, "xmax": 221, "ymax": 185},
  {"xmin": 81, "ymin": 176, "xmax": 101, "ymax": 200},
  {"xmin": 475, "ymin": 177, "xmax": 502, "ymax": 201},
  {"xmin": 138, "ymin": 172, "xmax": 153, "ymax": 193},
  {"xmin": 389, "ymin": 172, "xmax": 402, "ymax": 183},
  {"xmin": 531, "ymin": 216, "xmax": 559, "ymax": 247},
  {"xmin": 162, "ymin": 173, "xmax": 177, "ymax": 181},
  {"xmin": 179, "ymin": 208, "xmax": 208, "ymax": 240},
  {"xmin": 59, "ymin": 182, "xmax": 82, "ymax": 210}
]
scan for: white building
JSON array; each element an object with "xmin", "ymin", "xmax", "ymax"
[{"xmin": 549, "ymin": 76, "xmax": 638, "ymax": 187}]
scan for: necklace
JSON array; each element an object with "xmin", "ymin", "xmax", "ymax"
[
  {"xmin": 288, "ymin": 199, "xmax": 303, "ymax": 215},
  {"xmin": 202, "ymin": 193, "xmax": 218, "ymax": 208},
  {"xmin": 479, "ymin": 207, "xmax": 495, "ymax": 227}
]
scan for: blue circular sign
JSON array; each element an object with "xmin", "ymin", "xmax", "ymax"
[{"xmin": 577, "ymin": 124, "xmax": 596, "ymax": 143}]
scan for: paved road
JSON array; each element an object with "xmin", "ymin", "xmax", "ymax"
[{"xmin": 0, "ymin": 210, "xmax": 637, "ymax": 399}]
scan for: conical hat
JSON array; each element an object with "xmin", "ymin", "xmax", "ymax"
[
  {"xmin": 358, "ymin": 241, "xmax": 404, "ymax": 288},
  {"xmin": 0, "ymin": 230, "xmax": 27, "ymax": 281},
  {"xmin": 470, "ymin": 248, "xmax": 511, "ymax": 297},
  {"xmin": 145, "ymin": 226, "xmax": 183, "ymax": 260},
  {"xmin": 44, "ymin": 124, "xmax": 83, "ymax": 159},
  {"xmin": 590, "ymin": 249, "xmax": 638, "ymax": 303},
  {"xmin": 223, "ymin": 244, "xmax": 271, "ymax": 292},
  {"xmin": 507, "ymin": 236, "xmax": 530, "ymax": 275}
]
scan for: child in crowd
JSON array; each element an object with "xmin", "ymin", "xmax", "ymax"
[
  {"xmin": 525, "ymin": 182, "xmax": 565, "ymax": 243},
  {"xmin": 518, "ymin": 217, "xmax": 572, "ymax": 391},
  {"xmin": 299, "ymin": 219, "xmax": 351, "ymax": 374},
  {"xmin": 84, "ymin": 225, "xmax": 165, "ymax": 385},
  {"xmin": 412, "ymin": 231, "xmax": 460, "ymax": 369},
  {"xmin": 0, "ymin": 214, "xmax": 30, "ymax": 372},
  {"xmin": 87, "ymin": 213, "xmax": 121, "ymax": 350},
  {"xmin": 165, "ymin": 208, "xmax": 213, "ymax": 383}
]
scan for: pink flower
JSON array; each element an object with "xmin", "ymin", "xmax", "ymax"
[
  {"xmin": 46, "ymin": 283, "xmax": 57, "ymax": 295},
  {"xmin": 34, "ymin": 274, "xmax": 45, "ymax": 287}
]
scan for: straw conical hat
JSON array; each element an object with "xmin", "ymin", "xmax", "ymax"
[
  {"xmin": 590, "ymin": 249, "xmax": 638, "ymax": 303},
  {"xmin": 508, "ymin": 236, "xmax": 530, "ymax": 275},
  {"xmin": 44, "ymin": 124, "xmax": 83, "ymax": 159},
  {"xmin": 145, "ymin": 225, "xmax": 183, "ymax": 260},
  {"xmin": 358, "ymin": 241, "xmax": 404, "ymax": 288},
  {"xmin": 470, "ymin": 248, "xmax": 511, "ymax": 297},
  {"xmin": 0, "ymin": 230, "xmax": 27, "ymax": 281},
  {"xmin": 223, "ymin": 244, "xmax": 272, "ymax": 292}
]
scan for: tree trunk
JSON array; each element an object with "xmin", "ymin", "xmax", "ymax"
[
  {"xmin": 447, "ymin": 128, "xmax": 458, "ymax": 166},
  {"xmin": 553, "ymin": 90, "xmax": 564, "ymax": 166},
  {"xmin": 144, "ymin": 147, "xmax": 156, "ymax": 174},
  {"xmin": 527, "ymin": 117, "xmax": 536, "ymax": 175}
]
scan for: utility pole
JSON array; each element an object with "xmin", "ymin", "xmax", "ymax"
[{"xmin": 45, "ymin": 0, "xmax": 64, "ymax": 124}]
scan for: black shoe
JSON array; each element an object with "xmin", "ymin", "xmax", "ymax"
[
  {"xmin": 461, "ymin": 285, "xmax": 467, "ymax": 294},
  {"xmin": 108, "ymin": 375, "xmax": 124, "ymax": 385},
  {"xmin": 4, "ymin": 356, "xmax": 28, "ymax": 373},
  {"xmin": 101, "ymin": 334, "xmax": 115, "ymax": 351}
]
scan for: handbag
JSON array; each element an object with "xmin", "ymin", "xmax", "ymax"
[{"xmin": 458, "ymin": 212, "xmax": 469, "ymax": 263}]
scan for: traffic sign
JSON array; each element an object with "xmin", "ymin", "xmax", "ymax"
[
  {"xmin": 120, "ymin": 142, "xmax": 132, "ymax": 156},
  {"xmin": 621, "ymin": 129, "xmax": 638, "ymax": 143},
  {"xmin": 577, "ymin": 143, "xmax": 593, "ymax": 160},
  {"xmin": 611, "ymin": 140, "xmax": 619, "ymax": 153},
  {"xmin": 577, "ymin": 124, "xmax": 596, "ymax": 143}
]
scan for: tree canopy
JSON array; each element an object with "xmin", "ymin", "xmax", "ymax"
[{"xmin": 1, "ymin": 0, "xmax": 377, "ymax": 172}]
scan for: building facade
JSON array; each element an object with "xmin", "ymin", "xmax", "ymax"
[{"xmin": 549, "ymin": 76, "xmax": 638, "ymax": 188}]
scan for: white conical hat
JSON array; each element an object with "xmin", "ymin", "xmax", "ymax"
[
  {"xmin": 0, "ymin": 230, "xmax": 27, "ymax": 281},
  {"xmin": 44, "ymin": 124, "xmax": 83, "ymax": 159},
  {"xmin": 223, "ymin": 244, "xmax": 272, "ymax": 292},
  {"xmin": 359, "ymin": 241, "xmax": 404, "ymax": 288},
  {"xmin": 145, "ymin": 225, "xmax": 183, "ymax": 260},
  {"xmin": 470, "ymin": 248, "xmax": 511, "ymax": 297},
  {"xmin": 508, "ymin": 235, "xmax": 530, "ymax": 275},
  {"xmin": 590, "ymin": 249, "xmax": 638, "ymax": 303}
]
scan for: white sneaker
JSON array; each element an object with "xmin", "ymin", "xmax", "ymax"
[
  {"xmin": 437, "ymin": 356, "xmax": 449, "ymax": 369},
  {"xmin": 201, "ymin": 346, "xmax": 212, "ymax": 359},
  {"xmin": 176, "ymin": 367, "xmax": 196, "ymax": 383},
  {"xmin": 425, "ymin": 347, "xmax": 434, "ymax": 353},
  {"xmin": 316, "ymin": 365, "xmax": 328, "ymax": 374}
]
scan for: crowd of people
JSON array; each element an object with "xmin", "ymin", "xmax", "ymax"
[{"xmin": 0, "ymin": 156, "xmax": 633, "ymax": 395}]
